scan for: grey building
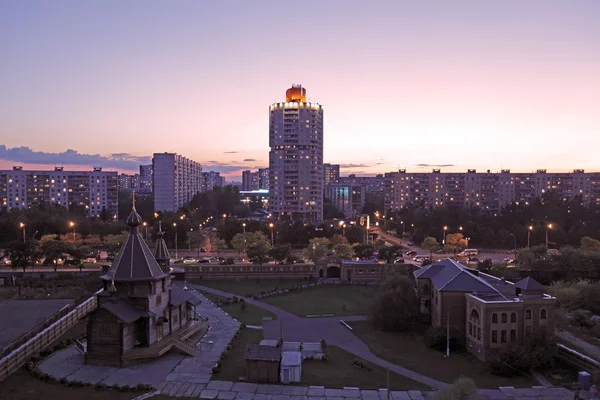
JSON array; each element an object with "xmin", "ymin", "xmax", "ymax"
[{"xmin": 152, "ymin": 153, "xmax": 202, "ymax": 212}]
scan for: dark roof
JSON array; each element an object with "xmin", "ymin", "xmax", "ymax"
[
  {"xmin": 244, "ymin": 344, "xmax": 281, "ymax": 361},
  {"xmin": 101, "ymin": 299, "xmax": 145, "ymax": 324},
  {"xmin": 515, "ymin": 277, "xmax": 545, "ymax": 291},
  {"xmin": 154, "ymin": 221, "xmax": 170, "ymax": 262},
  {"xmin": 170, "ymin": 283, "xmax": 202, "ymax": 307},
  {"xmin": 101, "ymin": 207, "xmax": 169, "ymax": 282}
]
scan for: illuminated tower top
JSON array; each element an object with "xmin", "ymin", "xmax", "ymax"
[{"xmin": 285, "ymin": 84, "xmax": 307, "ymax": 102}]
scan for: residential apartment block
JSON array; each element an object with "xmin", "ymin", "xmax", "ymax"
[
  {"xmin": 139, "ymin": 164, "xmax": 153, "ymax": 193},
  {"xmin": 0, "ymin": 166, "xmax": 118, "ymax": 218},
  {"xmin": 323, "ymin": 163, "xmax": 340, "ymax": 186},
  {"xmin": 201, "ymin": 171, "xmax": 224, "ymax": 192},
  {"xmin": 242, "ymin": 168, "xmax": 269, "ymax": 191},
  {"xmin": 324, "ymin": 183, "xmax": 365, "ymax": 218},
  {"xmin": 118, "ymin": 173, "xmax": 140, "ymax": 192},
  {"xmin": 415, "ymin": 259, "xmax": 555, "ymax": 361},
  {"xmin": 339, "ymin": 174, "xmax": 385, "ymax": 194},
  {"xmin": 385, "ymin": 169, "xmax": 600, "ymax": 213},
  {"xmin": 152, "ymin": 153, "xmax": 203, "ymax": 212},
  {"xmin": 269, "ymin": 85, "xmax": 324, "ymax": 222}
]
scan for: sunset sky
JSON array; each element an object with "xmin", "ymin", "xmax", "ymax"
[{"xmin": 1, "ymin": 1, "xmax": 599, "ymax": 179}]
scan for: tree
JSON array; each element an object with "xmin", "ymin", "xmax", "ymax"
[
  {"xmin": 303, "ymin": 237, "xmax": 330, "ymax": 263},
  {"xmin": 421, "ymin": 236, "xmax": 439, "ymax": 260},
  {"xmin": 269, "ymin": 244, "xmax": 292, "ymax": 264},
  {"xmin": 333, "ymin": 243, "xmax": 354, "ymax": 260},
  {"xmin": 330, "ymin": 234, "xmax": 348, "ymax": 246},
  {"xmin": 210, "ymin": 236, "xmax": 228, "ymax": 257},
  {"xmin": 188, "ymin": 230, "xmax": 205, "ymax": 250},
  {"xmin": 231, "ymin": 233, "xmax": 247, "ymax": 256},
  {"xmin": 41, "ymin": 240, "xmax": 70, "ymax": 271},
  {"xmin": 581, "ymin": 236, "xmax": 600, "ymax": 252},
  {"xmin": 104, "ymin": 232, "xmax": 127, "ymax": 258},
  {"xmin": 371, "ymin": 274, "xmax": 419, "ymax": 331},
  {"xmin": 246, "ymin": 240, "xmax": 271, "ymax": 264},
  {"xmin": 353, "ymin": 244, "xmax": 375, "ymax": 260},
  {"xmin": 378, "ymin": 245, "xmax": 402, "ymax": 264},
  {"xmin": 4, "ymin": 240, "xmax": 39, "ymax": 272},
  {"xmin": 445, "ymin": 233, "xmax": 468, "ymax": 255},
  {"xmin": 68, "ymin": 245, "xmax": 92, "ymax": 271}
]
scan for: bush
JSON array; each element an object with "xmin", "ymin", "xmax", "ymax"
[
  {"xmin": 572, "ymin": 309, "xmax": 595, "ymax": 328},
  {"xmin": 433, "ymin": 376, "xmax": 479, "ymax": 400},
  {"xmin": 212, "ymin": 366, "xmax": 221, "ymax": 374},
  {"xmin": 424, "ymin": 326, "xmax": 457, "ymax": 352},
  {"xmin": 488, "ymin": 335, "xmax": 554, "ymax": 377}
]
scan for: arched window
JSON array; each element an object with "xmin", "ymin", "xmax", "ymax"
[
  {"xmin": 501, "ymin": 313, "xmax": 507, "ymax": 323},
  {"xmin": 525, "ymin": 309, "xmax": 532, "ymax": 320},
  {"xmin": 421, "ymin": 284, "xmax": 430, "ymax": 295},
  {"xmin": 541, "ymin": 309, "xmax": 547, "ymax": 320},
  {"xmin": 492, "ymin": 313, "xmax": 498, "ymax": 323},
  {"xmin": 511, "ymin": 312, "xmax": 517, "ymax": 323},
  {"xmin": 470, "ymin": 309, "xmax": 480, "ymax": 322}
]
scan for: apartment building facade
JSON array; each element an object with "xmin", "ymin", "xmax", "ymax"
[
  {"xmin": 201, "ymin": 171, "xmax": 224, "ymax": 192},
  {"xmin": 152, "ymin": 153, "xmax": 203, "ymax": 212},
  {"xmin": 385, "ymin": 169, "xmax": 600, "ymax": 214},
  {"xmin": 0, "ymin": 166, "xmax": 118, "ymax": 218},
  {"xmin": 324, "ymin": 183, "xmax": 366, "ymax": 218}
]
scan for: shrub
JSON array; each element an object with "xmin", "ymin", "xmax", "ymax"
[
  {"xmin": 488, "ymin": 335, "xmax": 554, "ymax": 376},
  {"xmin": 212, "ymin": 366, "xmax": 221, "ymax": 374},
  {"xmin": 572, "ymin": 309, "xmax": 595, "ymax": 328},
  {"xmin": 433, "ymin": 376, "xmax": 479, "ymax": 400},
  {"xmin": 425, "ymin": 326, "xmax": 457, "ymax": 352}
]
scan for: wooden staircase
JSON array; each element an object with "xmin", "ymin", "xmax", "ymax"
[{"xmin": 172, "ymin": 338, "xmax": 200, "ymax": 357}]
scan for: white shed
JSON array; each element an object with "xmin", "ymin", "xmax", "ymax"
[{"xmin": 280, "ymin": 351, "xmax": 302, "ymax": 383}]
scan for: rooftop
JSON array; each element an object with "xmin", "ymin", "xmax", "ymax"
[{"xmin": 244, "ymin": 344, "xmax": 281, "ymax": 362}]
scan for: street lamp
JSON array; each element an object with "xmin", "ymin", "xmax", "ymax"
[
  {"xmin": 546, "ymin": 223, "xmax": 553, "ymax": 250},
  {"xmin": 269, "ymin": 223, "xmax": 274, "ymax": 247},
  {"xmin": 69, "ymin": 221, "xmax": 76, "ymax": 242},
  {"xmin": 509, "ymin": 233, "xmax": 517, "ymax": 259},
  {"xmin": 528, "ymin": 225, "xmax": 533, "ymax": 248},
  {"xmin": 400, "ymin": 220, "xmax": 405, "ymax": 237},
  {"xmin": 142, "ymin": 222, "xmax": 148, "ymax": 240},
  {"xmin": 19, "ymin": 222, "xmax": 26, "ymax": 242},
  {"xmin": 242, "ymin": 222, "xmax": 247, "ymax": 252},
  {"xmin": 343, "ymin": 224, "xmax": 346, "ymax": 238},
  {"xmin": 222, "ymin": 213, "xmax": 227, "ymax": 226},
  {"xmin": 443, "ymin": 226, "xmax": 448, "ymax": 245},
  {"xmin": 173, "ymin": 222, "xmax": 178, "ymax": 259},
  {"xmin": 189, "ymin": 228, "xmax": 193, "ymax": 250}
]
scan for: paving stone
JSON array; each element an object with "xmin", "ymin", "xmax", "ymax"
[
  {"xmin": 218, "ymin": 391, "xmax": 238, "ymax": 399},
  {"xmin": 272, "ymin": 395, "xmax": 292, "ymax": 400},
  {"xmin": 254, "ymin": 394, "xmax": 273, "ymax": 400},
  {"xmin": 162, "ymin": 382, "xmax": 175, "ymax": 394},
  {"xmin": 232, "ymin": 382, "xmax": 259, "ymax": 393},
  {"xmin": 378, "ymin": 389, "xmax": 391, "ymax": 400},
  {"xmin": 307, "ymin": 387, "xmax": 325, "ymax": 397},
  {"xmin": 200, "ymin": 389, "xmax": 221, "ymax": 399},
  {"xmin": 157, "ymin": 381, "xmax": 170, "ymax": 391},
  {"xmin": 390, "ymin": 392, "xmax": 411, "ymax": 400},
  {"xmin": 236, "ymin": 392, "xmax": 256, "ymax": 400},
  {"xmin": 208, "ymin": 380, "xmax": 235, "ymax": 391},
  {"xmin": 324, "ymin": 389, "xmax": 343, "ymax": 397},
  {"xmin": 184, "ymin": 383, "xmax": 198, "ymax": 396},
  {"xmin": 361, "ymin": 390, "xmax": 380, "ymax": 400},
  {"xmin": 190, "ymin": 376, "xmax": 212, "ymax": 384},
  {"xmin": 307, "ymin": 397, "xmax": 326, "ymax": 400},
  {"xmin": 192, "ymin": 384, "xmax": 207, "ymax": 397},
  {"xmin": 342, "ymin": 388, "xmax": 361, "ymax": 398},
  {"xmin": 168, "ymin": 382, "xmax": 185, "ymax": 396},
  {"xmin": 407, "ymin": 391, "xmax": 423, "ymax": 400},
  {"xmin": 477, "ymin": 389, "xmax": 510, "ymax": 399},
  {"xmin": 177, "ymin": 383, "xmax": 192, "ymax": 396},
  {"xmin": 281, "ymin": 386, "xmax": 307, "ymax": 395}
]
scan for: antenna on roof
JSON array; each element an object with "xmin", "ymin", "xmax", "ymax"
[{"xmin": 132, "ymin": 191, "xmax": 136, "ymax": 211}]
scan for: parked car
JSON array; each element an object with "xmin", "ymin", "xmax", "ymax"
[
  {"xmin": 407, "ymin": 242, "xmax": 414, "ymax": 246},
  {"xmin": 435, "ymin": 249, "xmax": 445, "ymax": 254},
  {"xmin": 468, "ymin": 257, "xmax": 480, "ymax": 263},
  {"xmin": 406, "ymin": 250, "xmax": 417, "ymax": 256},
  {"xmin": 182, "ymin": 256, "xmax": 196, "ymax": 264},
  {"xmin": 504, "ymin": 258, "xmax": 515, "ymax": 264},
  {"xmin": 393, "ymin": 257, "xmax": 405, "ymax": 264},
  {"xmin": 198, "ymin": 259, "xmax": 210, "ymax": 263},
  {"xmin": 84, "ymin": 257, "xmax": 97, "ymax": 263},
  {"xmin": 234, "ymin": 258, "xmax": 245, "ymax": 263},
  {"xmin": 200, "ymin": 248, "xmax": 207, "ymax": 253}
]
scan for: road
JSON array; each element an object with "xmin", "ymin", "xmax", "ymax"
[{"xmin": 376, "ymin": 229, "xmax": 514, "ymax": 263}]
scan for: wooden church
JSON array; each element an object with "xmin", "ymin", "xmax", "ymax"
[{"xmin": 85, "ymin": 203, "xmax": 206, "ymax": 367}]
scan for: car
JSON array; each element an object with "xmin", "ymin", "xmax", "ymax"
[
  {"xmin": 198, "ymin": 259, "xmax": 210, "ymax": 263},
  {"xmin": 504, "ymin": 258, "xmax": 515, "ymax": 264},
  {"xmin": 84, "ymin": 257, "xmax": 97, "ymax": 263},
  {"xmin": 435, "ymin": 249, "xmax": 445, "ymax": 254},
  {"xmin": 234, "ymin": 258, "xmax": 245, "ymax": 263},
  {"xmin": 200, "ymin": 248, "xmax": 207, "ymax": 253},
  {"xmin": 182, "ymin": 256, "xmax": 196, "ymax": 264},
  {"xmin": 393, "ymin": 257, "xmax": 405, "ymax": 264},
  {"xmin": 468, "ymin": 257, "xmax": 480, "ymax": 263},
  {"xmin": 407, "ymin": 242, "xmax": 414, "ymax": 246},
  {"xmin": 406, "ymin": 250, "xmax": 417, "ymax": 256}
]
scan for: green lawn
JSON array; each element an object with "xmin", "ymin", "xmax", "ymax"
[
  {"xmin": 262, "ymin": 285, "xmax": 375, "ymax": 317},
  {"xmin": 198, "ymin": 290, "xmax": 276, "ymax": 326},
  {"xmin": 349, "ymin": 321, "xmax": 539, "ymax": 389},
  {"xmin": 193, "ymin": 279, "xmax": 311, "ymax": 297},
  {"xmin": 215, "ymin": 327, "xmax": 429, "ymax": 390}
]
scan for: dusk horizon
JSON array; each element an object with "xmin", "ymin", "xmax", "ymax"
[{"xmin": 1, "ymin": 1, "xmax": 599, "ymax": 180}]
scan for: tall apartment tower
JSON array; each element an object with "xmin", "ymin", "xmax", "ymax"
[
  {"xmin": 152, "ymin": 153, "xmax": 202, "ymax": 212},
  {"xmin": 269, "ymin": 85, "xmax": 324, "ymax": 222}
]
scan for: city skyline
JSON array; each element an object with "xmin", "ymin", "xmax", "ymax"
[{"xmin": 1, "ymin": 1, "xmax": 599, "ymax": 179}]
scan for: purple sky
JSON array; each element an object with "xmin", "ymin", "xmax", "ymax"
[{"xmin": 1, "ymin": 1, "xmax": 599, "ymax": 179}]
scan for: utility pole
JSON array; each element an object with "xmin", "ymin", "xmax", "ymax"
[
  {"xmin": 445, "ymin": 305, "xmax": 450, "ymax": 358},
  {"xmin": 386, "ymin": 368, "xmax": 390, "ymax": 400}
]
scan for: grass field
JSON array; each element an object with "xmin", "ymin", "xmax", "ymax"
[
  {"xmin": 194, "ymin": 279, "xmax": 310, "ymax": 297},
  {"xmin": 198, "ymin": 290, "xmax": 276, "ymax": 326},
  {"xmin": 262, "ymin": 285, "xmax": 375, "ymax": 317},
  {"xmin": 350, "ymin": 321, "xmax": 539, "ymax": 389},
  {"xmin": 215, "ymin": 327, "xmax": 429, "ymax": 390}
]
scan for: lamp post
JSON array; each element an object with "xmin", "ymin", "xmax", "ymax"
[
  {"xmin": 142, "ymin": 222, "xmax": 148, "ymax": 240},
  {"xmin": 242, "ymin": 222, "xmax": 247, "ymax": 252},
  {"xmin": 510, "ymin": 233, "xmax": 517, "ymax": 259},
  {"xmin": 443, "ymin": 226, "xmax": 448, "ymax": 245},
  {"xmin": 269, "ymin": 223, "xmax": 274, "ymax": 247},
  {"xmin": 69, "ymin": 221, "xmax": 76, "ymax": 242},
  {"xmin": 189, "ymin": 229, "xmax": 193, "ymax": 251},
  {"xmin": 173, "ymin": 222, "xmax": 178, "ymax": 259},
  {"xmin": 222, "ymin": 213, "xmax": 227, "ymax": 226},
  {"xmin": 546, "ymin": 223, "xmax": 553, "ymax": 250},
  {"xmin": 19, "ymin": 222, "xmax": 26, "ymax": 242},
  {"xmin": 343, "ymin": 224, "xmax": 346, "ymax": 238},
  {"xmin": 528, "ymin": 225, "xmax": 533, "ymax": 248},
  {"xmin": 401, "ymin": 221, "xmax": 405, "ymax": 237}
]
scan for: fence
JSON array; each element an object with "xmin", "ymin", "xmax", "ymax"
[
  {"xmin": 0, "ymin": 289, "xmax": 101, "ymax": 382},
  {"xmin": 556, "ymin": 343, "xmax": 600, "ymax": 372}
]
